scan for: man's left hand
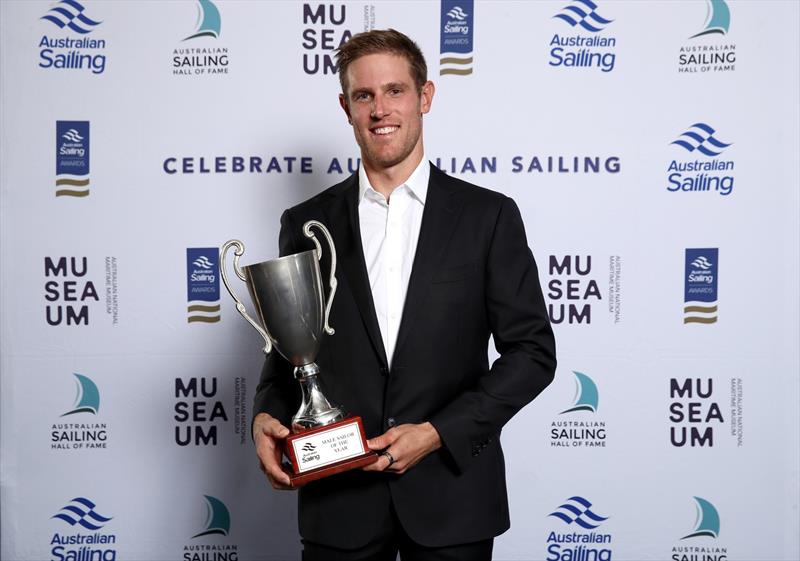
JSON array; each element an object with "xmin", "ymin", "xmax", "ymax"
[{"xmin": 363, "ymin": 422, "xmax": 442, "ymax": 474}]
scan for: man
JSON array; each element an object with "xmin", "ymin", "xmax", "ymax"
[{"xmin": 253, "ymin": 29, "xmax": 556, "ymax": 560}]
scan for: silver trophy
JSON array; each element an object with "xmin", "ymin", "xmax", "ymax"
[{"xmin": 220, "ymin": 220, "xmax": 376, "ymax": 484}]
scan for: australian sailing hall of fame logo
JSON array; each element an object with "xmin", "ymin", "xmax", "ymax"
[
  {"xmin": 671, "ymin": 497, "xmax": 728, "ymax": 561},
  {"xmin": 173, "ymin": 0, "xmax": 230, "ymax": 76},
  {"xmin": 678, "ymin": 0, "xmax": 735, "ymax": 73},
  {"xmin": 548, "ymin": 0, "xmax": 617, "ymax": 72},
  {"xmin": 39, "ymin": 0, "xmax": 107, "ymax": 74},
  {"xmin": 51, "ymin": 373, "xmax": 110, "ymax": 451},
  {"xmin": 182, "ymin": 495, "xmax": 239, "ymax": 561},
  {"xmin": 550, "ymin": 371, "xmax": 608, "ymax": 448}
]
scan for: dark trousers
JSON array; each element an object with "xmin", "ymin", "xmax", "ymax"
[{"xmin": 301, "ymin": 502, "xmax": 494, "ymax": 561}]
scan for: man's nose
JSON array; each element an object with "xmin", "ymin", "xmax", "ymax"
[{"xmin": 370, "ymin": 97, "xmax": 388, "ymax": 119}]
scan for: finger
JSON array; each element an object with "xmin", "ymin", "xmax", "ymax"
[
  {"xmin": 367, "ymin": 427, "xmax": 398, "ymax": 450},
  {"xmin": 262, "ymin": 419, "xmax": 290, "ymax": 439},
  {"xmin": 265, "ymin": 460, "xmax": 293, "ymax": 487},
  {"xmin": 362, "ymin": 452, "xmax": 392, "ymax": 472}
]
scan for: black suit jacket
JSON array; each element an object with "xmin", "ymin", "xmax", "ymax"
[{"xmin": 253, "ymin": 164, "xmax": 556, "ymax": 548}]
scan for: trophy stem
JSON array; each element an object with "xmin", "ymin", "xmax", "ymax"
[{"xmin": 292, "ymin": 363, "xmax": 347, "ymax": 432}]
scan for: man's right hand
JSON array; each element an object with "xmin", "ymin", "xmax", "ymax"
[{"xmin": 253, "ymin": 412, "xmax": 294, "ymax": 490}]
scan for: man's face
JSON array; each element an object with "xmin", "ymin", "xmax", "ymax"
[{"xmin": 339, "ymin": 53, "xmax": 434, "ymax": 172}]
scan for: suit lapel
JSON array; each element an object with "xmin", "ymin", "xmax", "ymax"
[
  {"xmin": 393, "ymin": 166, "xmax": 463, "ymax": 360},
  {"xmin": 323, "ymin": 176, "xmax": 389, "ymax": 367}
]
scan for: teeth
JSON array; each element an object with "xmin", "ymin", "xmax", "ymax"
[{"xmin": 373, "ymin": 127, "xmax": 397, "ymax": 135}]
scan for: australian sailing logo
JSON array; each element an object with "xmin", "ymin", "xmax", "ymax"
[
  {"xmin": 684, "ymin": 249, "xmax": 719, "ymax": 324},
  {"xmin": 173, "ymin": 0, "xmax": 229, "ymax": 76},
  {"xmin": 39, "ymin": 0, "xmax": 107, "ymax": 74},
  {"xmin": 50, "ymin": 497, "xmax": 117, "ymax": 561},
  {"xmin": 678, "ymin": 0, "xmax": 735, "ymax": 73},
  {"xmin": 549, "ymin": 0, "xmax": 616, "ymax": 72},
  {"xmin": 439, "ymin": 1, "xmax": 474, "ymax": 76},
  {"xmin": 546, "ymin": 497, "xmax": 613, "ymax": 560},
  {"xmin": 667, "ymin": 123, "xmax": 735, "ymax": 196},
  {"xmin": 187, "ymin": 249, "xmax": 221, "ymax": 323},
  {"xmin": 56, "ymin": 121, "xmax": 90, "ymax": 197}
]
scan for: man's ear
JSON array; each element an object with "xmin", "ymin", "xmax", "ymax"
[
  {"xmin": 420, "ymin": 81, "xmax": 435, "ymax": 115},
  {"xmin": 339, "ymin": 94, "xmax": 352, "ymax": 124}
]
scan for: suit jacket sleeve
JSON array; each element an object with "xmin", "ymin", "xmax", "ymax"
[
  {"xmin": 428, "ymin": 196, "xmax": 556, "ymax": 473},
  {"xmin": 251, "ymin": 210, "xmax": 302, "ymax": 430}
]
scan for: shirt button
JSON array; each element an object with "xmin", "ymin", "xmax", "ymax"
[{"xmin": 387, "ymin": 417, "xmax": 396, "ymax": 428}]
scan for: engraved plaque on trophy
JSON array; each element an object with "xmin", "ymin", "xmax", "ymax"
[{"xmin": 220, "ymin": 220, "xmax": 377, "ymax": 486}]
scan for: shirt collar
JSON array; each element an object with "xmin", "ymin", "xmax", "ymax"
[{"xmin": 358, "ymin": 156, "xmax": 430, "ymax": 205}]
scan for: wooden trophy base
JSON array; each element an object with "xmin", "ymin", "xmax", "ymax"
[{"xmin": 284, "ymin": 415, "xmax": 379, "ymax": 488}]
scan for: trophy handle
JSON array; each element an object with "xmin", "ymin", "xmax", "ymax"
[
  {"xmin": 303, "ymin": 220, "xmax": 337, "ymax": 335},
  {"xmin": 220, "ymin": 240, "xmax": 273, "ymax": 354}
]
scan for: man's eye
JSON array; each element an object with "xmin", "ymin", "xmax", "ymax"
[
  {"xmin": 389, "ymin": 89, "xmax": 402, "ymax": 95},
  {"xmin": 355, "ymin": 93, "xmax": 370, "ymax": 101}
]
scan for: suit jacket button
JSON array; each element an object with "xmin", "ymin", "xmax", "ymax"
[
  {"xmin": 387, "ymin": 417, "xmax": 396, "ymax": 428},
  {"xmin": 380, "ymin": 366, "xmax": 389, "ymax": 376}
]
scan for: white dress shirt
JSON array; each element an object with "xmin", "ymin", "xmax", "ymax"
[{"xmin": 358, "ymin": 157, "xmax": 429, "ymax": 367}]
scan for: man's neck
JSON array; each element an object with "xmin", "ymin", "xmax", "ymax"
[{"xmin": 362, "ymin": 149, "xmax": 425, "ymax": 200}]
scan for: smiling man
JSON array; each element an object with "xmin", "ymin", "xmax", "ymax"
[{"xmin": 252, "ymin": 29, "xmax": 556, "ymax": 561}]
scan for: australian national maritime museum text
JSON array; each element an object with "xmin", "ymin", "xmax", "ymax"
[{"xmin": 162, "ymin": 155, "xmax": 621, "ymax": 175}]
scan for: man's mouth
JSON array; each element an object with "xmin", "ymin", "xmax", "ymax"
[{"xmin": 371, "ymin": 126, "xmax": 399, "ymax": 136}]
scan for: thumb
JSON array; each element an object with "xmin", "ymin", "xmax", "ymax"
[{"xmin": 367, "ymin": 431, "xmax": 394, "ymax": 450}]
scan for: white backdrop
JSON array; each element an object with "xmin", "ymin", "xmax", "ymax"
[{"xmin": 2, "ymin": 1, "xmax": 799, "ymax": 560}]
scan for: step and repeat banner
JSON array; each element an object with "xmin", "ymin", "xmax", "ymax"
[{"xmin": 1, "ymin": 1, "xmax": 798, "ymax": 560}]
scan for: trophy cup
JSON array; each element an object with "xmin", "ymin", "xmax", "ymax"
[{"xmin": 220, "ymin": 220, "xmax": 377, "ymax": 487}]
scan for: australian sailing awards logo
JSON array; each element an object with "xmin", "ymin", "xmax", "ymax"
[
  {"xmin": 672, "ymin": 497, "xmax": 728, "ymax": 561},
  {"xmin": 678, "ymin": 0, "xmax": 735, "ymax": 73},
  {"xmin": 439, "ymin": 1, "xmax": 474, "ymax": 76},
  {"xmin": 50, "ymin": 497, "xmax": 117, "ymax": 561},
  {"xmin": 39, "ymin": 0, "xmax": 107, "ymax": 74},
  {"xmin": 173, "ymin": 0, "xmax": 229, "ymax": 76},
  {"xmin": 546, "ymin": 497, "xmax": 612, "ymax": 561},
  {"xmin": 183, "ymin": 495, "xmax": 238, "ymax": 561},
  {"xmin": 51, "ymin": 373, "xmax": 109, "ymax": 451},
  {"xmin": 551, "ymin": 371, "xmax": 607, "ymax": 448},
  {"xmin": 187, "ymin": 249, "xmax": 220, "ymax": 323},
  {"xmin": 668, "ymin": 124, "xmax": 734, "ymax": 196},
  {"xmin": 684, "ymin": 249, "xmax": 719, "ymax": 325},
  {"xmin": 549, "ymin": 0, "xmax": 616, "ymax": 72},
  {"xmin": 56, "ymin": 121, "xmax": 90, "ymax": 197}
]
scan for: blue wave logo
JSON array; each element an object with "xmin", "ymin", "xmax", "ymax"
[
  {"xmin": 691, "ymin": 256, "xmax": 712, "ymax": 270},
  {"xmin": 52, "ymin": 497, "xmax": 112, "ymax": 530},
  {"xmin": 682, "ymin": 496, "xmax": 720, "ymax": 539},
  {"xmin": 185, "ymin": 0, "xmax": 221, "ymax": 41},
  {"xmin": 41, "ymin": 0, "xmax": 102, "ymax": 34},
  {"xmin": 446, "ymin": 6, "xmax": 468, "ymax": 20},
  {"xmin": 62, "ymin": 373, "xmax": 99, "ymax": 416},
  {"xmin": 692, "ymin": 0, "xmax": 730, "ymax": 38},
  {"xmin": 62, "ymin": 129, "xmax": 84, "ymax": 142},
  {"xmin": 549, "ymin": 496, "xmax": 608, "ymax": 529},
  {"xmin": 671, "ymin": 123, "xmax": 731, "ymax": 157},
  {"xmin": 192, "ymin": 495, "xmax": 231, "ymax": 538},
  {"xmin": 193, "ymin": 256, "xmax": 214, "ymax": 269},
  {"xmin": 554, "ymin": 0, "xmax": 613, "ymax": 33},
  {"xmin": 561, "ymin": 371, "xmax": 598, "ymax": 414}
]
